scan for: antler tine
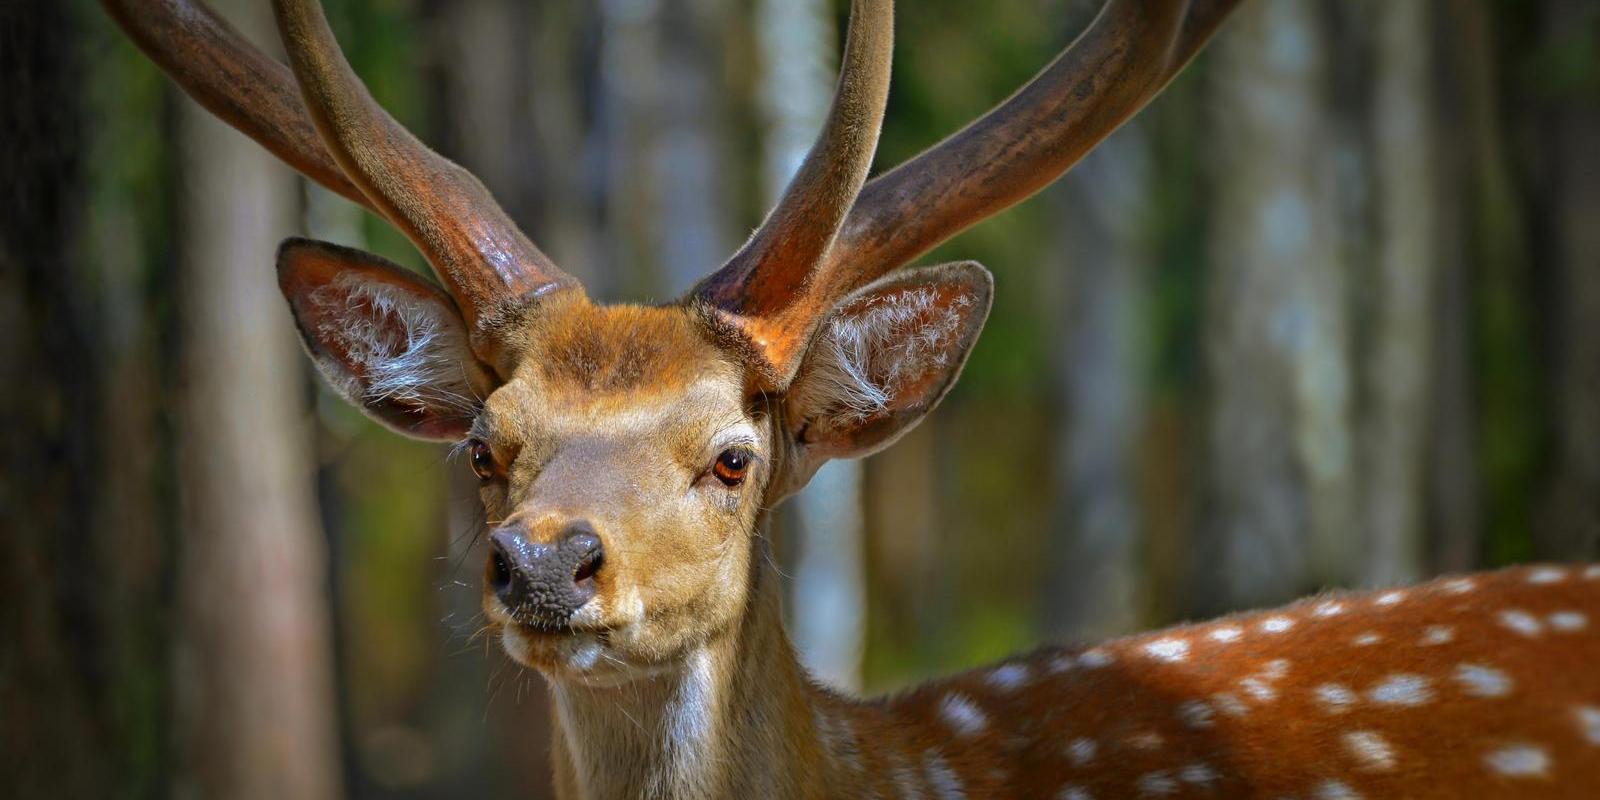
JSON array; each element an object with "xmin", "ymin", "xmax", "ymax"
[
  {"xmin": 822, "ymin": 0, "xmax": 1243, "ymax": 295},
  {"xmin": 101, "ymin": 0, "xmax": 370, "ymax": 210},
  {"xmin": 271, "ymin": 0, "xmax": 580, "ymax": 341},
  {"xmin": 693, "ymin": 0, "xmax": 895, "ymax": 385}
]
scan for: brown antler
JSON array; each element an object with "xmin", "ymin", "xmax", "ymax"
[
  {"xmin": 271, "ymin": 0, "xmax": 578, "ymax": 337},
  {"xmin": 695, "ymin": 0, "xmax": 1242, "ymax": 387},
  {"xmin": 102, "ymin": 0, "xmax": 367, "ymax": 209},
  {"xmin": 692, "ymin": 0, "xmax": 895, "ymax": 385},
  {"xmin": 827, "ymin": 0, "xmax": 1242, "ymax": 294},
  {"xmin": 103, "ymin": 0, "xmax": 580, "ymax": 345}
]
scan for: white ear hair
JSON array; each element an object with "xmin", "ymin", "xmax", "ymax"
[
  {"xmin": 792, "ymin": 286, "xmax": 970, "ymax": 425},
  {"xmin": 307, "ymin": 273, "xmax": 480, "ymax": 416}
]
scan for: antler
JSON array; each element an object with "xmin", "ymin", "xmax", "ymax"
[
  {"xmin": 103, "ymin": 0, "xmax": 579, "ymax": 346},
  {"xmin": 102, "ymin": 0, "xmax": 367, "ymax": 209},
  {"xmin": 830, "ymin": 0, "xmax": 1240, "ymax": 281},
  {"xmin": 694, "ymin": 0, "xmax": 1242, "ymax": 386},
  {"xmin": 692, "ymin": 0, "xmax": 894, "ymax": 386},
  {"xmin": 270, "ymin": 0, "xmax": 578, "ymax": 336}
]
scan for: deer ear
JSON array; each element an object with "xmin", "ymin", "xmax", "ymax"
[
  {"xmin": 783, "ymin": 262, "xmax": 992, "ymax": 484},
  {"xmin": 277, "ymin": 237, "xmax": 494, "ymax": 441}
]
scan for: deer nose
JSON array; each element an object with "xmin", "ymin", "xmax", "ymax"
[{"xmin": 487, "ymin": 522, "xmax": 605, "ymax": 628}]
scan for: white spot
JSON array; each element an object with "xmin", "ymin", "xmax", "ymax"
[
  {"xmin": 1419, "ymin": 626, "xmax": 1455, "ymax": 646},
  {"xmin": 1177, "ymin": 699, "xmax": 1215, "ymax": 729},
  {"xmin": 1584, "ymin": 565, "xmax": 1600, "ymax": 580},
  {"xmin": 1376, "ymin": 591, "xmax": 1405, "ymax": 607},
  {"xmin": 1136, "ymin": 771, "xmax": 1177, "ymax": 796},
  {"xmin": 986, "ymin": 663, "xmax": 1031, "ymax": 691},
  {"xmin": 1144, "ymin": 638, "xmax": 1190, "ymax": 663},
  {"xmin": 889, "ymin": 751, "xmax": 924, "ymax": 800},
  {"xmin": 1484, "ymin": 744, "xmax": 1550, "ymax": 777},
  {"xmin": 1261, "ymin": 616, "xmax": 1295, "ymax": 634},
  {"xmin": 1498, "ymin": 609, "xmax": 1543, "ymax": 637},
  {"xmin": 1210, "ymin": 626, "xmax": 1244, "ymax": 643},
  {"xmin": 1212, "ymin": 692, "xmax": 1250, "ymax": 717},
  {"xmin": 1056, "ymin": 787, "xmax": 1092, "ymax": 800},
  {"xmin": 1343, "ymin": 730, "xmax": 1396, "ymax": 770},
  {"xmin": 1078, "ymin": 648, "xmax": 1114, "ymax": 668},
  {"xmin": 1066, "ymin": 737, "xmax": 1098, "ymax": 766},
  {"xmin": 923, "ymin": 751, "xmax": 965, "ymax": 800},
  {"xmin": 1574, "ymin": 706, "xmax": 1600, "ymax": 746},
  {"xmin": 1313, "ymin": 602, "xmax": 1345, "ymax": 618},
  {"xmin": 1454, "ymin": 664, "xmax": 1513, "ymax": 698},
  {"xmin": 1526, "ymin": 567, "xmax": 1567, "ymax": 584},
  {"xmin": 1369, "ymin": 674, "xmax": 1433, "ymax": 706},
  {"xmin": 1128, "ymin": 731, "xmax": 1164, "ymax": 750},
  {"xmin": 1263, "ymin": 659, "xmax": 1291, "ymax": 678},
  {"xmin": 1549, "ymin": 611, "xmax": 1588, "ymax": 632},
  {"xmin": 1314, "ymin": 683, "xmax": 1356, "ymax": 713},
  {"xmin": 1314, "ymin": 779, "xmax": 1362, "ymax": 800},
  {"xmin": 1241, "ymin": 677, "xmax": 1277, "ymax": 703},
  {"xmin": 938, "ymin": 694, "xmax": 987, "ymax": 737},
  {"xmin": 1179, "ymin": 762, "xmax": 1219, "ymax": 787},
  {"xmin": 1353, "ymin": 632, "xmax": 1383, "ymax": 647},
  {"xmin": 813, "ymin": 708, "xmax": 863, "ymax": 775},
  {"xmin": 1442, "ymin": 578, "xmax": 1476, "ymax": 594},
  {"xmin": 1049, "ymin": 654, "xmax": 1079, "ymax": 674}
]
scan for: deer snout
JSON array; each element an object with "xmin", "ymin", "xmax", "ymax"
[{"xmin": 487, "ymin": 522, "xmax": 605, "ymax": 628}]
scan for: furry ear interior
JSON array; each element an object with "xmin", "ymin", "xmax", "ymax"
[
  {"xmin": 781, "ymin": 261, "xmax": 992, "ymax": 489},
  {"xmin": 277, "ymin": 237, "xmax": 493, "ymax": 441}
]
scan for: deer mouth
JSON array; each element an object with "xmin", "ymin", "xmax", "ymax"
[{"xmin": 500, "ymin": 624, "xmax": 664, "ymax": 685}]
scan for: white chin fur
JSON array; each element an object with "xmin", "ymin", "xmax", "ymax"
[{"xmin": 500, "ymin": 626, "xmax": 533, "ymax": 665}]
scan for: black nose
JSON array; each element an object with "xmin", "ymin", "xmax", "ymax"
[{"xmin": 488, "ymin": 522, "xmax": 605, "ymax": 628}]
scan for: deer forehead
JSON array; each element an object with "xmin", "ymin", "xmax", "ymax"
[
  {"xmin": 513, "ymin": 301, "xmax": 739, "ymax": 396},
  {"xmin": 481, "ymin": 302, "xmax": 758, "ymax": 454}
]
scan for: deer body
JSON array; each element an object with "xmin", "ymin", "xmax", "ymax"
[
  {"xmin": 107, "ymin": 1, "xmax": 1600, "ymax": 797},
  {"xmin": 543, "ymin": 559, "xmax": 1600, "ymax": 800}
]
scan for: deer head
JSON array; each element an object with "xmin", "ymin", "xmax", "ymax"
[
  {"xmin": 105, "ymin": 0, "xmax": 1232, "ymax": 685},
  {"xmin": 258, "ymin": 0, "xmax": 999, "ymax": 684}
]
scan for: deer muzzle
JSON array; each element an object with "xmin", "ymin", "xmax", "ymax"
[{"xmin": 487, "ymin": 522, "xmax": 604, "ymax": 629}]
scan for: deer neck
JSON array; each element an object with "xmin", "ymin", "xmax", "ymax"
[{"xmin": 547, "ymin": 536, "xmax": 832, "ymax": 800}]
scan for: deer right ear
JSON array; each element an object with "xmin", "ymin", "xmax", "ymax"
[
  {"xmin": 277, "ymin": 238, "xmax": 494, "ymax": 441},
  {"xmin": 778, "ymin": 262, "xmax": 992, "ymax": 494}
]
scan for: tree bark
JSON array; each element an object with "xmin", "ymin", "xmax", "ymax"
[
  {"xmin": 170, "ymin": 1, "xmax": 341, "ymax": 797},
  {"xmin": 1356, "ymin": 0, "xmax": 1437, "ymax": 586},
  {"xmin": 1536, "ymin": 0, "xmax": 1600, "ymax": 560},
  {"xmin": 1192, "ymin": 0, "xmax": 1353, "ymax": 615},
  {"xmin": 1045, "ymin": 124, "xmax": 1150, "ymax": 639}
]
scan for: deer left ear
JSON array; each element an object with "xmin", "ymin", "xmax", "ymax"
[
  {"xmin": 782, "ymin": 261, "xmax": 992, "ymax": 487},
  {"xmin": 277, "ymin": 237, "xmax": 496, "ymax": 441}
]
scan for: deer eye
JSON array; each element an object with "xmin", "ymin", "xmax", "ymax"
[
  {"xmin": 468, "ymin": 439, "xmax": 497, "ymax": 482},
  {"xmin": 711, "ymin": 448, "xmax": 751, "ymax": 487}
]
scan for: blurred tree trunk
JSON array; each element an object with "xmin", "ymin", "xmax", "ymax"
[
  {"xmin": 1426, "ymin": 3, "xmax": 1487, "ymax": 573},
  {"xmin": 1045, "ymin": 126, "xmax": 1150, "ymax": 639},
  {"xmin": 1355, "ymin": 1, "xmax": 1437, "ymax": 586},
  {"xmin": 595, "ymin": 0, "xmax": 733, "ymax": 299},
  {"xmin": 170, "ymin": 1, "xmax": 341, "ymax": 797},
  {"xmin": 754, "ymin": 0, "xmax": 868, "ymax": 691},
  {"xmin": 1191, "ymin": 0, "xmax": 1353, "ymax": 615},
  {"xmin": 1536, "ymin": 0, "xmax": 1600, "ymax": 560},
  {"xmin": 1, "ymin": 2, "xmax": 115, "ymax": 795}
]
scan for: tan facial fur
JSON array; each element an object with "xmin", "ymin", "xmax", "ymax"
[{"xmin": 473, "ymin": 299, "xmax": 774, "ymax": 685}]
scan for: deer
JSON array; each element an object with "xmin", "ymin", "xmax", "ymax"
[{"xmin": 105, "ymin": 0, "xmax": 1600, "ymax": 797}]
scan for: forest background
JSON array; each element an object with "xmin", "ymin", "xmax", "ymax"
[{"xmin": 3, "ymin": 0, "xmax": 1598, "ymax": 797}]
